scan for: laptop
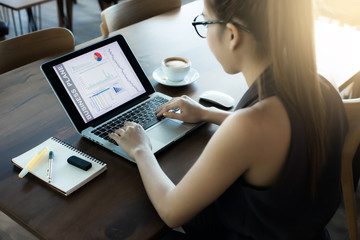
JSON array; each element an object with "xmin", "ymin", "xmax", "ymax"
[{"xmin": 41, "ymin": 34, "xmax": 201, "ymax": 162}]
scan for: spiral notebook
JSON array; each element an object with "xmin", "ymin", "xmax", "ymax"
[{"xmin": 12, "ymin": 137, "xmax": 107, "ymax": 196}]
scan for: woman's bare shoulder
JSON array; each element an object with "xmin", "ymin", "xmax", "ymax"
[{"xmin": 220, "ymin": 96, "xmax": 291, "ymax": 186}]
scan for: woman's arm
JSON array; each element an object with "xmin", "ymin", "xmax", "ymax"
[
  {"xmin": 110, "ymin": 110, "xmax": 260, "ymax": 227},
  {"xmin": 110, "ymin": 96, "xmax": 290, "ymax": 228},
  {"xmin": 201, "ymin": 106, "xmax": 233, "ymax": 125},
  {"xmin": 156, "ymin": 95, "xmax": 232, "ymax": 125}
]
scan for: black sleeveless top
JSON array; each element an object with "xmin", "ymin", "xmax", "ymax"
[{"xmin": 214, "ymin": 68, "xmax": 348, "ymax": 240}]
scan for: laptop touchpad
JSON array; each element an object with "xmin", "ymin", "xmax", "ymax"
[{"xmin": 147, "ymin": 119, "xmax": 189, "ymax": 145}]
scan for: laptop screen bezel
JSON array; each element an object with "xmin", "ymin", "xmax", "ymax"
[{"xmin": 41, "ymin": 34, "xmax": 155, "ymax": 133}]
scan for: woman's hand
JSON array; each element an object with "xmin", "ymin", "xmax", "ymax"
[
  {"xmin": 109, "ymin": 122, "xmax": 152, "ymax": 159},
  {"xmin": 156, "ymin": 95, "xmax": 206, "ymax": 123}
]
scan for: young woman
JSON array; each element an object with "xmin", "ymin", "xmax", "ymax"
[{"xmin": 110, "ymin": 0, "xmax": 348, "ymax": 239}]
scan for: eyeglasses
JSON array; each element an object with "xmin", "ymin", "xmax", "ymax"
[{"xmin": 192, "ymin": 14, "xmax": 250, "ymax": 38}]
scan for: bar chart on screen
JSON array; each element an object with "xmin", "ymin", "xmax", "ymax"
[
  {"xmin": 89, "ymin": 85, "xmax": 123, "ymax": 112},
  {"xmin": 53, "ymin": 41, "xmax": 147, "ymax": 122}
]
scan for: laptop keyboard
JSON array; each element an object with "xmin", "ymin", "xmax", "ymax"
[{"xmin": 91, "ymin": 96, "xmax": 171, "ymax": 145}]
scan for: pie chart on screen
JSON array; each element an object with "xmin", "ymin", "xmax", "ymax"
[{"xmin": 94, "ymin": 52, "xmax": 102, "ymax": 61}]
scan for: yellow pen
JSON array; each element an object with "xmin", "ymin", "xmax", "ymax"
[{"xmin": 18, "ymin": 148, "xmax": 47, "ymax": 178}]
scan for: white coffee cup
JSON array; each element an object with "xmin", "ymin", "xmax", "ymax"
[{"xmin": 161, "ymin": 57, "xmax": 191, "ymax": 82}]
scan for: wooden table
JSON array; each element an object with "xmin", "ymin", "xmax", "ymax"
[
  {"xmin": 0, "ymin": 1, "xmax": 246, "ymax": 239},
  {"xmin": 0, "ymin": 0, "xmax": 54, "ymax": 35},
  {"xmin": 0, "ymin": 0, "xmax": 74, "ymax": 34},
  {"xmin": 56, "ymin": 0, "xmax": 73, "ymax": 30},
  {"xmin": 1, "ymin": 1, "xmax": 360, "ymax": 239}
]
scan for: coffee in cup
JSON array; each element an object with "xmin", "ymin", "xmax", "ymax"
[{"xmin": 161, "ymin": 57, "xmax": 191, "ymax": 81}]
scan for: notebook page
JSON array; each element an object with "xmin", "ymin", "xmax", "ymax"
[{"xmin": 12, "ymin": 137, "xmax": 107, "ymax": 196}]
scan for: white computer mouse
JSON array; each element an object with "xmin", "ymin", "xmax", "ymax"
[{"xmin": 199, "ymin": 90, "xmax": 235, "ymax": 108}]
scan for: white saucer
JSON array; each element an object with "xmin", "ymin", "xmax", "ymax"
[{"xmin": 152, "ymin": 67, "xmax": 199, "ymax": 87}]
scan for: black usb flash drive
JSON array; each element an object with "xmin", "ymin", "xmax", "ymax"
[{"xmin": 67, "ymin": 156, "xmax": 92, "ymax": 171}]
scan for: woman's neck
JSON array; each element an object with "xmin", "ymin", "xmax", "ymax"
[{"xmin": 242, "ymin": 56, "xmax": 272, "ymax": 87}]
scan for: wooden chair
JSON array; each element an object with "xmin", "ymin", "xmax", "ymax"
[
  {"xmin": 100, "ymin": 0, "xmax": 181, "ymax": 37},
  {"xmin": 339, "ymin": 71, "xmax": 360, "ymax": 99},
  {"xmin": 341, "ymin": 95, "xmax": 360, "ymax": 240},
  {"xmin": 0, "ymin": 27, "xmax": 74, "ymax": 74}
]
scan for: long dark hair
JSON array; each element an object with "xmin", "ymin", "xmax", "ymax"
[{"xmin": 207, "ymin": 0, "xmax": 326, "ymax": 196}]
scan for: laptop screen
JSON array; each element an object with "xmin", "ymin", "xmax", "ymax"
[{"xmin": 53, "ymin": 41, "xmax": 146, "ymax": 123}]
